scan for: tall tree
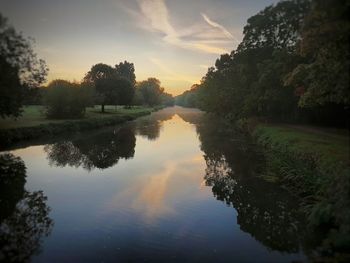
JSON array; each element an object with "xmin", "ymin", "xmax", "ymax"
[
  {"xmin": 238, "ymin": 0, "xmax": 310, "ymax": 52},
  {"xmin": 115, "ymin": 61, "xmax": 136, "ymax": 86},
  {"xmin": 115, "ymin": 61, "xmax": 136, "ymax": 107},
  {"xmin": 0, "ymin": 13, "xmax": 48, "ymax": 118},
  {"xmin": 84, "ymin": 62, "xmax": 135, "ymax": 111},
  {"xmin": 285, "ymin": 0, "xmax": 350, "ymax": 109},
  {"xmin": 137, "ymin": 78, "xmax": 164, "ymax": 106},
  {"xmin": 84, "ymin": 63, "xmax": 117, "ymax": 113}
]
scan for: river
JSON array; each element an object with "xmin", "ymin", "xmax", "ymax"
[{"xmin": 0, "ymin": 106, "xmax": 308, "ymax": 263}]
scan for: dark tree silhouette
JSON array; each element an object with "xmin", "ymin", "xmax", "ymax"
[
  {"xmin": 84, "ymin": 62, "xmax": 135, "ymax": 111},
  {"xmin": 115, "ymin": 61, "xmax": 136, "ymax": 86},
  {"xmin": 84, "ymin": 63, "xmax": 116, "ymax": 113},
  {"xmin": 0, "ymin": 13, "xmax": 48, "ymax": 118}
]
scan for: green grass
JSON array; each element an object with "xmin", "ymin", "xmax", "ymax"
[
  {"xmin": 0, "ymin": 105, "xmax": 154, "ymax": 130},
  {"xmin": 254, "ymin": 124, "xmax": 349, "ymax": 166},
  {"xmin": 253, "ymin": 123, "xmax": 350, "ymax": 255}
]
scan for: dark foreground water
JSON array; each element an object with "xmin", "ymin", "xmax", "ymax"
[{"xmin": 0, "ymin": 107, "xmax": 308, "ymax": 263}]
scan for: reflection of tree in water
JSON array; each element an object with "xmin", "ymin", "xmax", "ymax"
[
  {"xmin": 44, "ymin": 110, "xmax": 176, "ymax": 171},
  {"xmin": 134, "ymin": 110, "xmax": 175, "ymax": 141},
  {"xmin": 196, "ymin": 115, "xmax": 308, "ymax": 253},
  {"xmin": 175, "ymin": 109, "xmax": 203, "ymax": 125},
  {"xmin": 0, "ymin": 153, "xmax": 53, "ymax": 263},
  {"xmin": 44, "ymin": 125, "xmax": 136, "ymax": 170}
]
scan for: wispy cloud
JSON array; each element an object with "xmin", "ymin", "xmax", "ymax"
[
  {"xmin": 135, "ymin": 0, "xmax": 236, "ymax": 54},
  {"xmin": 201, "ymin": 13, "xmax": 239, "ymax": 44}
]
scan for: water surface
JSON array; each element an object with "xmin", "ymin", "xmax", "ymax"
[{"xmin": 0, "ymin": 107, "xmax": 307, "ymax": 263}]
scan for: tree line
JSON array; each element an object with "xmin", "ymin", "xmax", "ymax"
[
  {"xmin": 176, "ymin": 0, "xmax": 349, "ymax": 127},
  {"xmin": 0, "ymin": 13, "xmax": 174, "ymax": 119}
]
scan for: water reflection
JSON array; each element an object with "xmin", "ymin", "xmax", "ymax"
[
  {"xmin": 1, "ymin": 107, "xmax": 311, "ymax": 262},
  {"xmin": 0, "ymin": 153, "xmax": 53, "ymax": 263},
  {"xmin": 181, "ymin": 114, "xmax": 309, "ymax": 254},
  {"xmin": 44, "ymin": 126, "xmax": 136, "ymax": 170},
  {"xmin": 134, "ymin": 110, "xmax": 174, "ymax": 140},
  {"xmin": 44, "ymin": 109, "xmax": 176, "ymax": 171}
]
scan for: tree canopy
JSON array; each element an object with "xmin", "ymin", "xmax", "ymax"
[
  {"xmin": 177, "ymin": 0, "xmax": 349, "ymax": 127},
  {"xmin": 137, "ymin": 78, "xmax": 164, "ymax": 106},
  {"xmin": 84, "ymin": 62, "xmax": 135, "ymax": 112},
  {"xmin": 0, "ymin": 13, "xmax": 48, "ymax": 118}
]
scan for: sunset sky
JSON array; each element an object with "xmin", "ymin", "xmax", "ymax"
[{"xmin": 0, "ymin": 0, "xmax": 278, "ymax": 95}]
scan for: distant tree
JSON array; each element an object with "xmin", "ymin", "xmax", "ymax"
[
  {"xmin": 0, "ymin": 13, "xmax": 48, "ymax": 118},
  {"xmin": 137, "ymin": 78, "xmax": 164, "ymax": 106},
  {"xmin": 84, "ymin": 63, "xmax": 117, "ymax": 112},
  {"xmin": 132, "ymin": 88, "xmax": 145, "ymax": 105},
  {"xmin": 175, "ymin": 85, "xmax": 199, "ymax": 108},
  {"xmin": 43, "ymin": 80, "xmax": 92, "ymax": 118},
  {"xmin": 115, "ymin": 61, "xmax": 136, "ymax": 86},
  {"xmin": 160, "ymin": 92, "xmax": 174, "ymax": 106},
  {"xmin": 84, "ymin": 62, "xmax": 135, "ymax": 111},
  {"xmin": 116, "ymin": 77, "xmax": 134, "ymax": 107}
]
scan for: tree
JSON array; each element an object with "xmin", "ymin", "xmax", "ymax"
[
  {"xmin": 84, "ymin": 62, "xmax": 135, "ymax": 111},
  {"xmin": 238, "ymin": 0, "xmax": 310, "ymax": 52},
  {"xmin": 160, "ymin": 92, "xmax": 174, "ymax": 106},
  {"xmin": 0, "ymin": 57, "xmax": 23, "ymax": 118},
  {"xmin": 84, "ymin": 63, "xmax": 117, "ymax": 112},
  {"xmin": 43, "ymin": 80, "xmax": 93, "ymax": 118},
  {"xmin": 0, "ymin": 13, "xmax": 48, "ymax": 118},
  {"xmin": 116, "ymin": 77, "xmax": 134, "ymax": 106},
  {"xmin": 195, "ymin": 0, "xmax": 314, "ymax": 122},
  {"xmin": 115, "ymin": 61, "xmax": 136, "ymax": 107},
  {"xmin": 137, "ymin": 78, "xmax": 164, "ymax": 106},
  {"xmin": 115, "ymin": 61, "xmax": 136, "ymax": 86},
  {"xmin": 285, "ymin": 0, "xmax": 350, "ymax": 109}
]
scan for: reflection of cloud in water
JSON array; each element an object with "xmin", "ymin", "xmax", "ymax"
[
  {"xmin": 103, "ymin": 155, "xmax": 206, "ymax": 223},
  {"xmin": 132, "ymin": 162, "xmax": 176, "ymax": 219}
]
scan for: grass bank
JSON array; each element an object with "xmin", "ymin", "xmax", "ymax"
[
  {"xmin": 0, "ymin": 105, "xmax": 162, "ymax": 148},
  {"xmin": 239, "ymin": 119, "xmax": 350, "ymax": 259}
]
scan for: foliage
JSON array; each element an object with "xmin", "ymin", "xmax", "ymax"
[
  {"xmin": 84, "ymin": 62, "xmax": 135, "ymax": 112},
  {"xmin": 43, "ymin": 80, "xmax": 93, "ymax": 119},
  {"xmin": 238, "ymin": 0, "xmax": 310, "ymax": 52},
  {"xmin": 160, "ymin": 92, "xmax": 174, "ymax": 106},
  {"xmin": 285, "ymin": 0, "xmax": 350, "ymax": 108},
  {"xmin": 253, "ymin": 124, "xmax": 350, "ymax": 258},
  {"xmin": 0, "ymin": 105, "xmax": 154, "ymax": 147},
  {"xmin": 137, "ymin": 78, "xmax": 164, "ymax": 106},
  {"xmin": 183, "ymin": 0, "xmax": 348, "ymax": 127},
  {"xmin": 175, "ymin": 84, "xmax": 200, "ymax": 108},
  {"xmin": 115, "ymin": 61, "xmax": 136, "ymax": 86},
  {"xmin": 0, "ymin": 13, "xmax": 48, "ymax": 118}
]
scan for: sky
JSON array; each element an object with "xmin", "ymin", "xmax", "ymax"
[{"xmin": 0, "ymin": 0, "xmax": 279, "ymax": 95}]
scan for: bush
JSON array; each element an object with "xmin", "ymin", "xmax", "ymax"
[{"xmin": 43, "ymin": 80, "xmax": 94, "ymax": 118}]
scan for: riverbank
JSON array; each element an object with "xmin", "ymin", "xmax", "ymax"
[
  {"xmin": 239, "ymin": 119, "xmax": 350, "ymax": 259},
  {"xmin": 0, "ymin": 105, "xmax": 163, "ymax": 148}
]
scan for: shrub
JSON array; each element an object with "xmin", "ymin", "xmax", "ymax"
[{"xmin": 43, "ymin": 80, "xmax": 93, "ymax": 118}]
